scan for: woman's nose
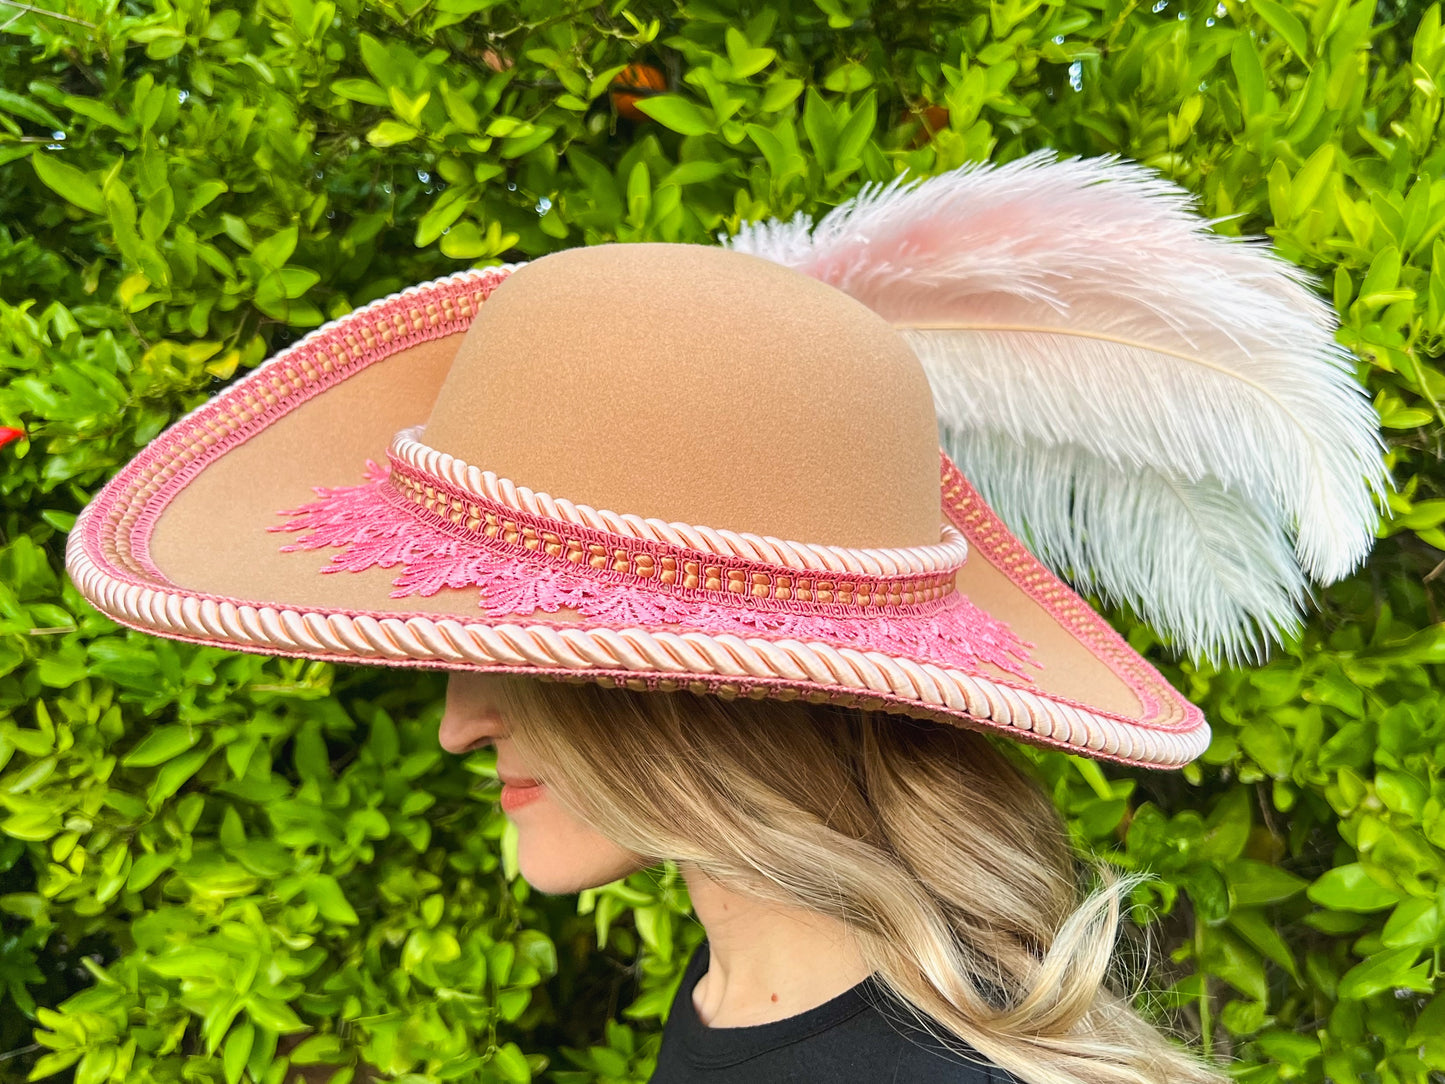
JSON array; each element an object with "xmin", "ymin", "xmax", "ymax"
[
  {"xmin": 437, "ymin": 706, "xmax": 506, "ymax": 754},
  {"xmin": 438, "ymin": 676, "xmax": 508, "ymax": 754}
]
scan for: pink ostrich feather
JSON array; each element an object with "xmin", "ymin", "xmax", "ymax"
[
  {"xmin": 727, "ymin": 152, "xmax": 1388, "ymax": 665},
  {"xmin": 271, "ymin": 462, "xmax": 1038, "ymax": 682}
]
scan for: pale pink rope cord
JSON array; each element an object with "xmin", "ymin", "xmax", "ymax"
[
  {"xmin": 387, "ymin": 429, "xmax": 968, "ymax": 576},
  {"xmin": 64, "ymin": 537, "xmax": 1204, "ymax": 766}
]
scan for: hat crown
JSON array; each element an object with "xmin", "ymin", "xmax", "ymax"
[{"xmin": 421, "ymin": 243, "xmax": 943, "ymax": 549}]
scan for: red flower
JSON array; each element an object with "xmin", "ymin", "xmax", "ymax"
[
  {"xmin": 610, "ymin": 64, "xmax": 667, "ymax": 123},
  {"xmin": 0, "ymin": 427, "xmax": 23, "ymax": 449}
]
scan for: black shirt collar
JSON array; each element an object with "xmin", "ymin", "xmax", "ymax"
[{"xmin": 670, "ymin": 939, "xmax": 889, "ymax": 1069}]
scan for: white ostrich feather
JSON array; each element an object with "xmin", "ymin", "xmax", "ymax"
[
  {"xmin": 948, "ymin": 429, "xmax": 1309, "ymax": 662},
  {"xmin": 724, "ymin": 152, "xmax": 1387, "ymax": 664}
]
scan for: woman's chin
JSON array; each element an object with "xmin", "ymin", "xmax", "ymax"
[
  {"xmin": 510, "ymin": 796, "xmax": 653, "ymax": 893},
  {"xmin": 517, "ymin": 848, "xmax": 651, "ymax": 894},
  {"xmin": 518, "ymin": 860, "xmax": 604, "ymax": 895}
]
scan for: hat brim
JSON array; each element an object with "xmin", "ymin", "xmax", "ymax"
[{"xmin": 68, "ymin": 268, "xmax": 1208, "ymax": 769}]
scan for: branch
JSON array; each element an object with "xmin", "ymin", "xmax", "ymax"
[{"xmin": 0, "ymin": 0, "xmax": 96, "ymax": 27}]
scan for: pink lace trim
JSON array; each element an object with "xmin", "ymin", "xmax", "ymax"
[
  {"xmin": 271, "ymin": 461, "xmax": 1037, "ymax": 680},
  {"xmin": 385, "ymin": 456, "xmax": 961, "ymax": 607}
]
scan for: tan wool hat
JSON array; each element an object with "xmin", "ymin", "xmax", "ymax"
[{"xmin": 67, "ymin": 158, "xmax": 1387, "ymax": 770}]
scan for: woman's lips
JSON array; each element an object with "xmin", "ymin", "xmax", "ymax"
[{"xmin": 500, "ymin": 780, "xmax": 545, "ymax": 812}]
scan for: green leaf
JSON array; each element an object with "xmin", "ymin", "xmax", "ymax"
[
  {"xmin": 1375, "ymin": 768, "xmax": 1429, "ymax": 816},
  {"xmin": 1207, "ymin": 930, "xmax": 1269, "ymax": 1001},
  {"xmin": 626, "ymin": 160, "xmax": 650, "ymax": 224},
  {"xmin": 1370, "ymin": 624, "xmax": 1445, "ymax": 664},
  {"xmin": 367, "ymin": 120, "xmax": 419, "ymax": 147},
  {"xmin": 223, "ymin": 1023, "xmax": 255, "ymax": 1084},
  {"xmin": 634, "ymin": 95, "xmax": 714, "ymax": 136},
  {"xmin": 1226, "ymin": 859, "xmax": 1309, "ymax": 907},
  {"xmin": 1267, "ymin": 158, "xmax": 1293, "ymax": 223},
  {"xmin": 823, "ymin": 61, "xmax": 874, "ymax": 92},
  {"xmin": 500, "ymin": 123, "xmax": 555, "ymax": 158},
  {"xmin": 1307, "ymin": 864, "xmax": 1405, "ymax": 911},
  {"xmin": 32, "ymin": 153, "xmax": 103, "ymax": 214},
  {"xmin": 439, "ymin": 80, "xmax": 480, "ymax": 132},
  {"xmin": 332, "ymin": 78, "xmax": 390, "ymax": 106},
  {"xmin": 490, "ymin": 1041, "xmax": 532, "ymax": 1083},
  {"xmin": 148, "ymin": 748, "xmax": 210, "ymax": 805},
  {"xmin": 1239, "ymin": 717, "xmax": 1294, "ymax": 778},
  {"xmin": 802, "ymin": 88, "xmax": 836, "ymax": 166},
  {"xmin": 221, "ymin": 212, "xmax": 254, "ymax": 250},
  {"xmin": 437, "ymin": 219, "xmax": 516, "ymax": 259},
  {"xmin": 288, "ymin": 1033, "xmax": 343, "ymax": 1064},
  {"xmin": 279, "ymin": 268, "xmax": 319, "ymax": 298},
  {"xmin": 245, "ymin": 997, "xmax": 306, "ymax": 1033},
  {"xmin": 358, "ymin": 33, "xmax": 402, "ymax": 85},
  {"xmin": 1380, "ymin": 897, "xmax": 1444, "ymax": 948},
  {"xmin": 186, "ymin": 180, "xmax": 228, "ymax": 216},
  {"xmin": 746, "ymin": 122, "xmax": 790, "ymax": 178},
  {"xmin": 1337, "ymin": 946, "xmax": 1432, "ymax": 1000},
  {"xmin": 305, "ymin": 874, "xmax": 359, "ymax": 924},
  {"xmin": 590, "ymin": 1046, "xmax": 629, "ymax": 1076},
  {"xmin": 760, "ymin": 78, "xmax": 804, "ymax": 112},
  {"xmin": 0, "ymin": 89, "xmax": 63, "ymax": 128},
  {"xmin": 419, "ymin": 186, "xmax": 473, "ymax": 245},
  {"xmin": 1291, "ymin": 143, "xmax": 1335, "ymax": 212},
  {"xmin": 1380, "ymin": 404, "xmax": 1434, "ymax": 428},
  {"xmin": 1359, "ymin": 246, "xmax": 1404, "ymax": 307},
  {"xmin": 1251, "ymin": 0, "xmax": 1310, "ymax": 62},
  {"xmin": 2, "ymin": 807, "xmax": 59, "ymax": 841},
  {"xmin": 1254, "ymin": 1030, "xmax": 1320, "ymax": 1068},
  {"xmin": 28, "ymin": 1051, "xmax": 83, "ymax": 1080},
  {"xmin": 724, "ymin": 27, "xmax": 776, "ymax": 78},
  {"xmin": 125, "ymin": 852, "xmax": 175, "ymax": 891},
  {"xmin": 250, "ymin": 226, "xmax": 298, "ymax": 269},
  {"xmin": 1228, "ymin": 908, "xmax": 1300, "ymax": 980},
  {"xmin": 122, "ymin": 725, "xmax": 197, "ymax": 767},
  {"xmin": 387, "ymin": 86, "xmax": 430, "ymax": 126},
  {"xmin": 835, "ymin": 91, "xmax": 877, "ymax": 165}
]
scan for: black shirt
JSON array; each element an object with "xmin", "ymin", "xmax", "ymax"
[{"xmin": 649, "ymin": 940, "xmax": 1013, "ymax": 1083}]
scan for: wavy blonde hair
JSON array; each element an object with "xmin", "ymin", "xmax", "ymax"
[{"xmin": 488, "ymin": 675, "xmax": 1226, "ymax": 1084}]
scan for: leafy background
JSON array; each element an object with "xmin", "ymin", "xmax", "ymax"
[{"xmin": 2, "ymin": 0, "xmax": 1444, "ymax": 1081}]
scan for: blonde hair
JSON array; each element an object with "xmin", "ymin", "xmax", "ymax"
[{"xmin": 490, "ymin": 676, "xmax": 1227, "ymax": 1084}]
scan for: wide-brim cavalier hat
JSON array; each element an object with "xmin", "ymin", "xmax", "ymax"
[{"xmin": 68, "ymin": 155, "xmax": 1387, "ymax": 770}]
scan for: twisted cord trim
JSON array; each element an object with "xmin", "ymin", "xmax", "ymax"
[
  {"xmin": 381, "ymin": 443, "xmax": 963, "ymax": 607},
  {"xmin": 65, "ymin": 525, "xmax": 1209, "ymax": 767},
  {"xmin": 389, "ymin": 428, "xmax": 968, "ymax": 577}
]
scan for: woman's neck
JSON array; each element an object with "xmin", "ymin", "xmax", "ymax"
[{"xmin": 679, "ymin": 864, "xmax": 873, "ymax": 1027}]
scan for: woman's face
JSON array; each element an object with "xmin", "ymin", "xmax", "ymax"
[{"xmin": 438, "ymin": 672, "xmax": 650, "ymax": 894}]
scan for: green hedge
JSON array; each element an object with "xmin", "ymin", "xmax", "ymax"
[{"xmin": 1, "ymin": 0, "xmax": 1443, "ymax": 1081}]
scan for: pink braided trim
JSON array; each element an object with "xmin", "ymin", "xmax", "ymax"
[
  {"xmin": 939, "ymin": 454, "xmax": 1202, "ymax": 731},
  {"xmin": 82, "ymin": 267, "xmax": 515, "ymax": 587},
  {"xmin": 389, "ymin": 430, "xmax": 969, "ymax": 577},
  {"xmin": 271, "ymin": 459, "xmax": 1038, "ymax": 681}
]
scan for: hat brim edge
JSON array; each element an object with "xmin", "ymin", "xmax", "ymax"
[{"xmin": 64, "ymin": 267, "xmax": 1210, "ymax": 771}]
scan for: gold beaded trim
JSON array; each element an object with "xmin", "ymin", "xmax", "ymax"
[{"xmin": 389, "ymin": 461, "xmax": 957, "ymax": 608}]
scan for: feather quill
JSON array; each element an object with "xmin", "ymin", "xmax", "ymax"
[{"xmin": 725, "ymin": 152, "xmax": 1387, "ymax": 664}]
